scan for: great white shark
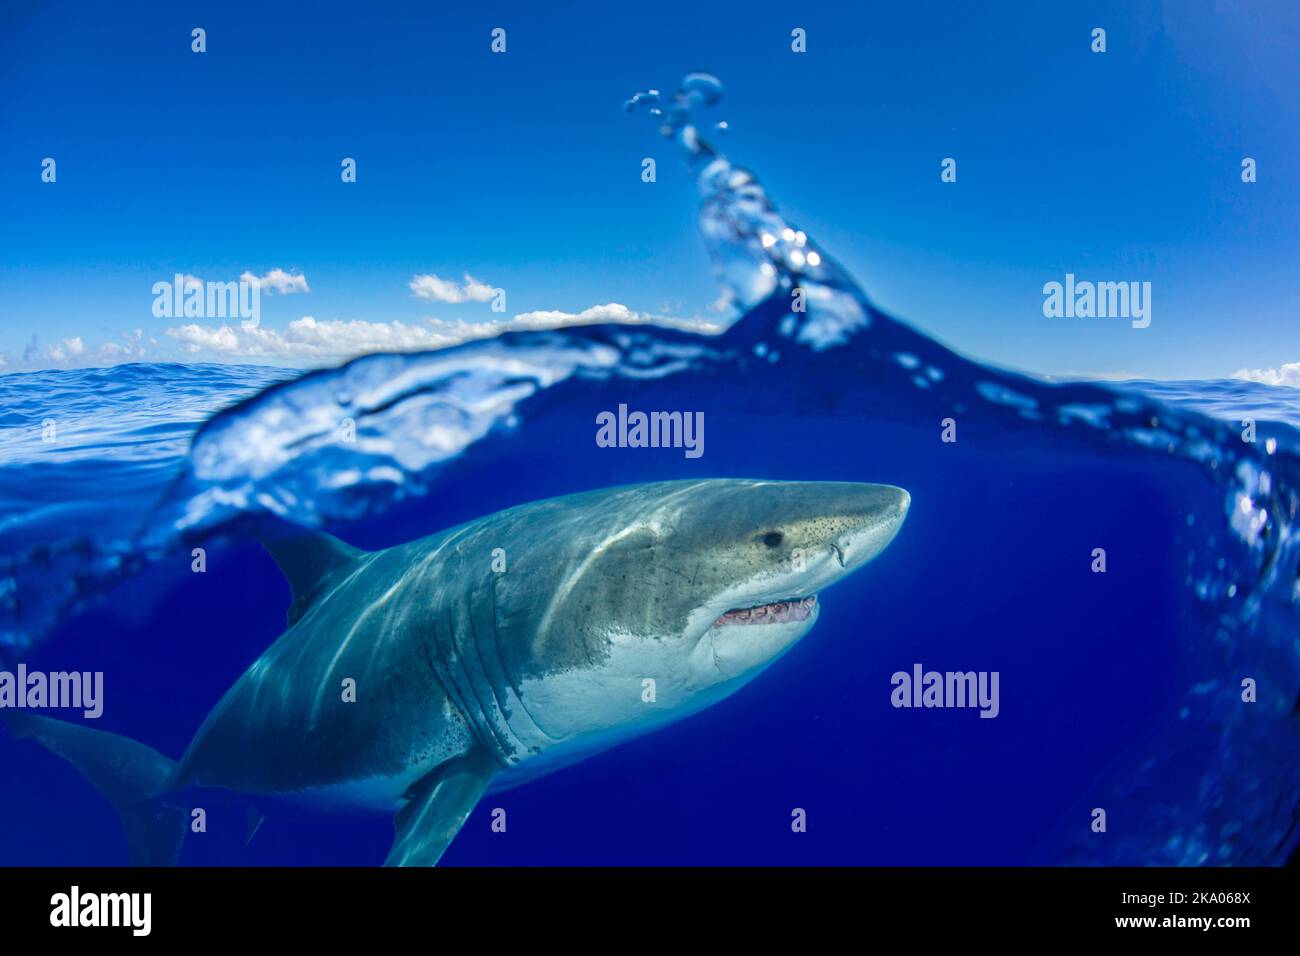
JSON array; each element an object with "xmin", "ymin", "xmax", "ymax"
[{"xmin": 3, "ymin": 478, "xmax": 909, "ymax": 865}]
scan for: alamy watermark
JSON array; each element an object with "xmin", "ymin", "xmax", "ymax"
[
  {"xmin": 890, "ymin": 663, "xmax": 999, "ymax": 718},
  {"xmin": 1042, "ymin": 273, "xmax": 1151, "ymax": 329},
  {"xmin": 152, "ymin": 273, "xmax": 260, "ymax": 327},
  {"xmin": 0, "ymin": 664, "xmax": 103, "ymax": 718},
  {"xmin": 50, "ymin": 886, "xmax": 150, "ymax": 936},
  {"xmin": 595, "ymin": 404, "xmax": 704, "ymax": 459}
]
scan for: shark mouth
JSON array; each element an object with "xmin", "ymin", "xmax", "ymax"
[{"xmin": 711, "ymin": 595, "xmax": 817, "ymax": 628}]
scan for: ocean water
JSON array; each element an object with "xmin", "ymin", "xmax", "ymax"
[{"xmin": 2, "ymin": 75, "xmax": 1298, "ymax": 866}]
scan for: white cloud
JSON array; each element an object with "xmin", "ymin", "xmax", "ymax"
[
  {"xmin": 167, "ymin": 316, "xmax": 455, "ymax": 358},
  {"xmin": 18, "ymin": 331, "xmax": 150, "ymax": 368},
  {"xmin": 164, "ymin": 303, "xmax": 723, "ymax": 362},
  {"xmin": 168, "ymin": 324, "xmax": 243, "ymax": 354},
  {"xmin": 409, "ymin": 272, "xmax": 498, "ymax": 304},
  {"xmin": 240, "ymin": 268, "xmax": 310, "ymax": 295},
  {"xmin": 41, "ymin": 337, "xmax": 86, "ymax": 362},
  {"xmin": 461, "ymin": 275, "xmax": 496, "ymax": 302},
  {"xmin": 1232, "ymin": 363, "xmax": 1300, "ymax": 387},
  {"xmin": 707, "ymin": 291, "xmax": 735, "ymax": 313},
  {"xmin": 506, "ymin": 302, "xmax": 723, "ymax": 334}
]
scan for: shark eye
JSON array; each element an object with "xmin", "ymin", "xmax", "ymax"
[{"xmin": 762, "ymin": 531, "xmax": 784, "ymax": 548}]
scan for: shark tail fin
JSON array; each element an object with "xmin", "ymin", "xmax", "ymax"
[
  {"xmin": 2, "ymin": 711, "xmax": 187, "ymax": 865},
  {"xmin": 260, "ymin": 527, "xmax": 367, "ymax": 627}
]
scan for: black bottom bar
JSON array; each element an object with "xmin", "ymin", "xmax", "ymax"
[{"xmin": 0, "ymin": 866, "xmax": 1291, "ymax": 941}]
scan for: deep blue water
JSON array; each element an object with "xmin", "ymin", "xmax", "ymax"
[{"xmin": 2, "ymin": 76, "xmax": 1299, "ymax": 866}]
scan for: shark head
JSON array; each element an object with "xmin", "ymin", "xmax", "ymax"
[
  {"xmin": 496, "ymin": 479, "xmax": 910, "ymax": 749},
  {"xmin": 637, "ymin": 481, "xmax": 909, "ymax": 686},
  {"xmin": 678, "ymin": 480, "xmax": 910, "ymax": 683}
]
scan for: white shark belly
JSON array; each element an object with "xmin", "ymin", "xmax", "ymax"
[
  {"xmin": 284, "ymin": 764, "xmax": 431, "ymax": 814},
  {"xmin": 489, "ymin": 624, "xmax": 804, "ymax": 792}
]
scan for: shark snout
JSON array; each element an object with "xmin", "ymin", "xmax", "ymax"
[{"xmin": 828, "ymin": 485, "xmax": 910, "ymax": 571}]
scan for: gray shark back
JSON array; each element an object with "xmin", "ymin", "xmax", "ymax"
[
  {"xmin": 176, "ymin": 532, "xmax": 480, "ymax": 804},
  {"xmin": 175, "ymin": 483, "xmax": 688, "ymax": 800}
]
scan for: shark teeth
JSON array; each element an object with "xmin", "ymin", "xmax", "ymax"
[{"xmin": 711, "ymin": 595, "xmax": 817, "ymax": 628}]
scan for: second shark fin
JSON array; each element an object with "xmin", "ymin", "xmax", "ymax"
[
  {"xmin": 2, "ymin": 711, "xmax": 187, "ymax": 865},
  {"xmin": 384, "ymin": 749, "xmax": 498, "ymax": 867},
  {"xmin": 260, "ymin": 528, "xmax": 366, "ymax": 627}
]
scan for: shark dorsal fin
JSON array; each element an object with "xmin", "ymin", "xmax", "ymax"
[{"xmin": 260, "ymin": 529, "xmax": 366, "ymax": 627}]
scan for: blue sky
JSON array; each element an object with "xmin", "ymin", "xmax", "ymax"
[{"xmin": 1, "ymin": 0, "xmax": 1297, "ymax": 380}]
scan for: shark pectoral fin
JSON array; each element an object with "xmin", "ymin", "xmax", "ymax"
[{"xmin": 385, "ymin": 751, "xmax": 498, "ymax": 867}]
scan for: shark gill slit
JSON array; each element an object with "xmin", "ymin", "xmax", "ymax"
[
  {"xmin": 420, "ymin": 611, "xmax": 483, "ymax": 766},
  {"xmin": 459, "ymin": 589, "xmax": 520, "ymax": 761},
  {"xmin": 485, "ymin": 579, "xmax": 554, "ymax": 746},
  {"xmin": 431, "ymin": 603, "xmax": 492, "ymax": 761},
  {"xmin": 443, "ymin": 602, "xmax": 515, "ymax": 765}
]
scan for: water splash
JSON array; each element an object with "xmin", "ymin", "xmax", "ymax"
[
  {"xmin": 157, "ymin": 330, "xmax": 720, "ymax": 536},
  {"xmin": 627, "ymin": 72, "xmax": 867, "ymax": 346}
]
